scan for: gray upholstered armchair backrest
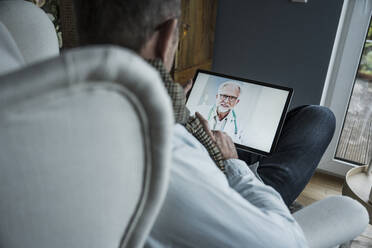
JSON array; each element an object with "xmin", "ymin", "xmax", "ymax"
[{"xmin": 0, "ymin": 46, "xmax": 173, "ymax": 248}]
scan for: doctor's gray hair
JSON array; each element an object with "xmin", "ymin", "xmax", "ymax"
[
  {"xmin": 75, "ymin": 0, "xmax": 181, "ymax": 52},
  {"xmin": 218, "ymin": 81, "xmax": 242, "ymax": 97}
]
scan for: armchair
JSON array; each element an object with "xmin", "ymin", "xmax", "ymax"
[
  {"xmin": 294, "ymin": 195, "xmax": 368, "ymax": 248},
  {"xmin": 0, "ymin": 1, "xmax": 368, "ymax": 246},
  {"xmin": 0, "ymin": 22, "xmax": 25, "ymax": 74},
  {"xmin": 0, "ymin": 0, "xmax": 59, "ymax": 64},
  {"xmin": 0, "ymin": 46, "xmax": 173, "ymax": 248}
]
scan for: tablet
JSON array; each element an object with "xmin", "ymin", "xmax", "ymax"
[{"xmin": 186, "ymin": 70, "xmax": 293, "ymax": 156}]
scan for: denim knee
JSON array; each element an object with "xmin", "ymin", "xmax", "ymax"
[
  {"xmin": 258, "ymin": 105, "xmax": 336, "ymax": 205},
  {"xmin": 298, "ymin": 105, "xmax": 336, "ymax": 142}
]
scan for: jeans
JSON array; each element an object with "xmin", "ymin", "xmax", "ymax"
[{"xmin": 237, "ymin": 105, "xmax": 336, "ymax": 206}]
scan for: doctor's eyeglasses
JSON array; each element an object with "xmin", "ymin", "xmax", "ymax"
[{"xmin": 219, "ymin": 94, "xmax": 238, "ymax": 102}]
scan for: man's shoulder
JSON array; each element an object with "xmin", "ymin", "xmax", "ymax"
[
  {"xmin": 173, "ymin": 124, "xmax": 203, "ymax": 150},
  {"xmin": 171, "ymin": 123, "xmax": 225, "ymax": 177},
  {"xmin": 173, "ymin": 124, "xmax": 189, "ymax": 139}
]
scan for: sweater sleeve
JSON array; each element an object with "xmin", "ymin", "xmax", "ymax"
[{"xmin": 146, "ymin": 125, "xmax": 308, "ymax": 248}]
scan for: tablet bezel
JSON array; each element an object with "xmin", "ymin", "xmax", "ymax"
[{"xmin": 186, "ymin": 69, "xmax": 293, "ymax": 156}]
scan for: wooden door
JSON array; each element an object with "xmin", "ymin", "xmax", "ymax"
[{"xmin": 174, "ymin": 0, "xmax": 218, "ymax": 85}]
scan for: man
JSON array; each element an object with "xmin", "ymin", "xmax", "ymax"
[
  {"xmin": 75, "ymin": 0, "xmax": 335, "ymax": 246},
  {"xmin": 197, "ymin": 81, "xmax": 248, "ymax": 144}
]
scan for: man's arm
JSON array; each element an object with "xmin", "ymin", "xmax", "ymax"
[
  {"xmin": 147, "ymin": 125, "xmax": 308, "ymax": 248},
  {"xmin": 196, "ymin": 113, "xmax": 291, "ymax": 212}
]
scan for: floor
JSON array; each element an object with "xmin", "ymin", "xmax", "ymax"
[{"xmin": 297, "ymin": 172, "xmax": 372, "ymax": 247}]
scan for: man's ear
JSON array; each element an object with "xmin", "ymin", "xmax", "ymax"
[{"xmin": 156, "ymin": 19, "xmax": 178, "ymax": 68}]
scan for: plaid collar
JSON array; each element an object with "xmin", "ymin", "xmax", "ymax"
[
  {"xmin": 147, "ymin": 59, "xmax": 189, "ymax": 125},
  {"xmin": 147, "ymin": 59, "xmax": 226, "ymax": 173}
]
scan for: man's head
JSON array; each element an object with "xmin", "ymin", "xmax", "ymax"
[
  {"xmin": 216, "ymin": 81, "xmax": 241, "ymax": 113},
  {"xmin": 75, "ymin": 0, "xmax": 181, "ymax": 71}
]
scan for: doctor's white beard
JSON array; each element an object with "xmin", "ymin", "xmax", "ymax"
[{"xmin": 217, "ymin": 106, "xmax": 231, "ymax": 114}]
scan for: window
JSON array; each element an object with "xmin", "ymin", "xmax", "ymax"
[
  {"xmin": 335, "ymin": 19, "xmax": 372, "ymax": 166},
  {"xmin": 318, "ymin": 0, "xmax": 372, "ymax": 176}
]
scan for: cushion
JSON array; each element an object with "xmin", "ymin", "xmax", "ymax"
[
  {"xmin": 0, "ymin": 22, "xmax": 25, "ymax": 75},
  {"xmin": 0, "ymin": 0, "xmax": 59, "ymax": 64}
]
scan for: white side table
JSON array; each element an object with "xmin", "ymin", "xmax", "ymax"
[{"xmin": 342, "ymin": 165, "xmax": 372, "ymax": 224}]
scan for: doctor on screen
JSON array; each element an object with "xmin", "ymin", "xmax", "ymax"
[{"xmin": 198, "ymin": 81, "xmax": 248, "ymax": 145}]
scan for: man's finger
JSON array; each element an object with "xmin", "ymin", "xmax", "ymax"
[
  {"xmin": 196, "ymin": 112, "xmax": 214, "ymax": 140},
  {"xmin": 212, "ymin": 130, "xmax": 223, "ymax": 138},
  {"xmin": 213, "ymin": 130, "xmax": 238, "ymax": 159},
  {"xmin": 183, "ymin": 79, "xmax": 193, "ymax": 95},
  {"xmin": 195, "ymin": 112, "xmax": 208, "ymax": 127}
]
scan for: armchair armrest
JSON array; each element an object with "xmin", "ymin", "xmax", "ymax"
[{"xmin": 293, "ymin": 196, "xmax": 369, "ymax": 248}]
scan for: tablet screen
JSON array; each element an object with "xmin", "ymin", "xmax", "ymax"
[{"xmin": 186, "ymin": 70, "xmax": 293, "ymax": 156}]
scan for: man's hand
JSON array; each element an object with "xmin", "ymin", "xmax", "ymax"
[
  {"xmin": 183, "ymin": 79, "xmax": 193, "ymax": 96},
  {"xmin": 195, "ymin": 112, "xmax": 238, "ymax": 160}
]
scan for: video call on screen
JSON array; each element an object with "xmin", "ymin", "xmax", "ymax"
[{"xmin": 186, "ymin": 72, "xmax": 290, "ymax": 153}]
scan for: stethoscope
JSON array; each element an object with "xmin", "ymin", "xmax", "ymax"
[{"xmin": 207, "ymin": 104, "xmax": 238, "ymax": 135}]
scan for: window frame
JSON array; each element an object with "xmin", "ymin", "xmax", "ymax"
[{"xmin": 318, "ymin": 0, "xmax": 372, "ymax": 176}]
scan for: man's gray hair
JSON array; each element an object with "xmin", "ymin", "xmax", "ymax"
[
  {"xmin": 75, "ymin": 0, "xmax": 181, "ymax": 52},
  {"xmin": 218, "ymin": 81, "xmax": 242, "ymax": 96}
]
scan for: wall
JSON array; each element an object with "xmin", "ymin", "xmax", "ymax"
[{"xmin": 212, "ymin": 0, "xmax": 344, "ymax": 108}]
